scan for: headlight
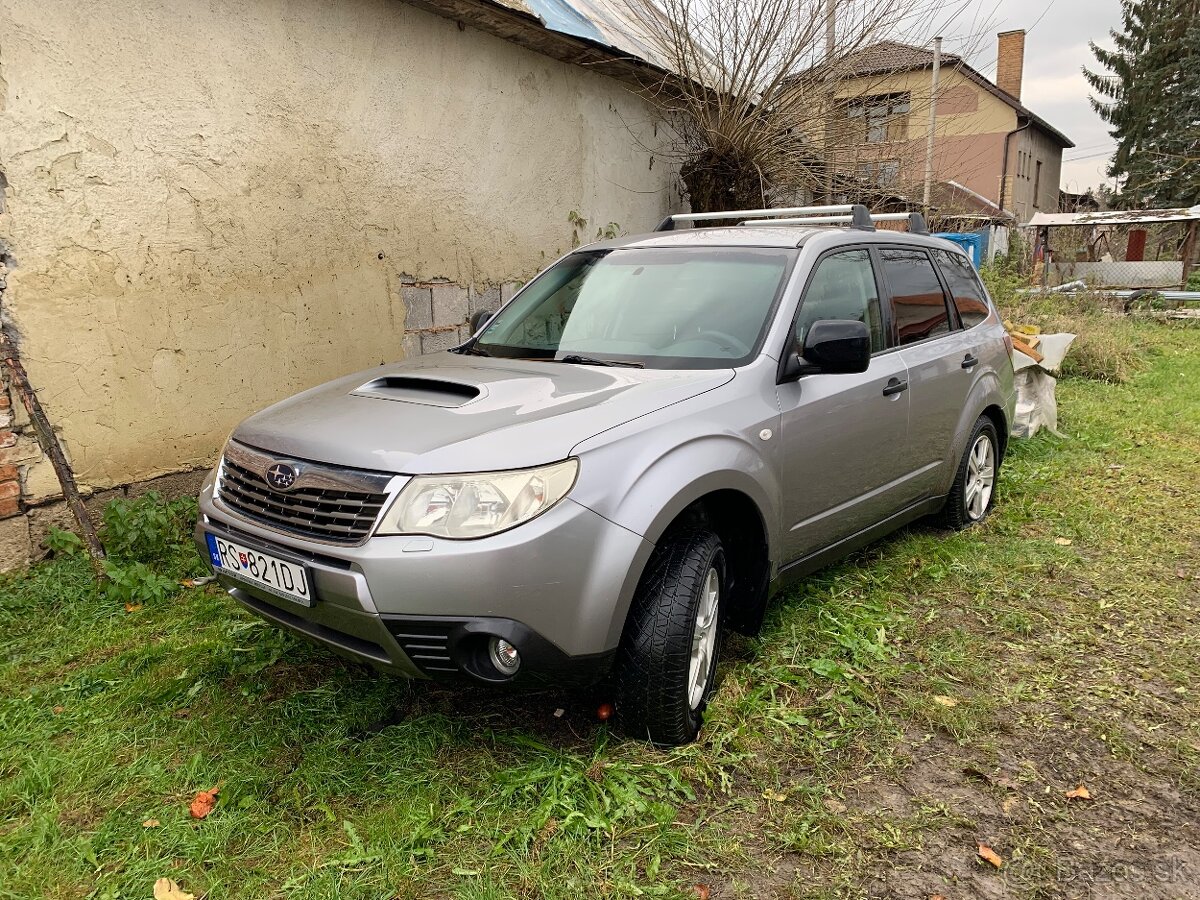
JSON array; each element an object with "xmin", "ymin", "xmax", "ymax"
[{"xmin": 375, "ymin": 459, "xmax": 579, "ymax": 539}]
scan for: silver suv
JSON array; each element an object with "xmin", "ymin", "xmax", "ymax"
[{"xmin": 196, "ymin": 204, "xmax": 1015, "ymax": 746}]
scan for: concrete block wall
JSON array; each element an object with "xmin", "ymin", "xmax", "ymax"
[{"xmin": 400, "ymin": 277, "xmax": 521, "ymax": 356}]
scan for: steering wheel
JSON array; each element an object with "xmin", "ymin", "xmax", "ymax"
[{"xmin": 694, "ymin": 329, "xmax": 752, "ymax": 356}]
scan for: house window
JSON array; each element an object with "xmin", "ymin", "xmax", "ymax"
[
  {"xmin": 846, "ymin": 94, "xmax": 911, "ymax": 144},
  {"xmin": 1034, "ymin": 160, "xmax": 1043, "ymax": 207},
  {"xmin": 856, "ymin": 160, "xmax": 901, "ymax": 186}
]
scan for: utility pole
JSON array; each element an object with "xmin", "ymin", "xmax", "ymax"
[
  {"xmin": 922, "ymin": 36, "xmax": 942, "ymax": 213},
  {"xmin": 822, "ymin": 0, "xmax": 837, "ymax": 203}
]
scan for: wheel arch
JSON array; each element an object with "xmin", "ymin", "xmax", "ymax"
[
  {"xmin": 621, "ymin": 480, "xmax": 773, "ymax": 639},
  {"xmin": 573, "ymin": 431, "xmax": 782, "ymax": 648},
  {"xmin": 940, "ymin": 374, "xmax": 1009, "ymax": 495},
  {"xmin": 980, "ymin": 403, "xmax": 1009, "ymax": 461}
]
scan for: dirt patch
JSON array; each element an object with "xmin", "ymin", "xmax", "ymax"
[
  {"xmin": 56, "ymin": 801, "xmax": 107, "ymax": 834},
  {"xmin": 842, "ymin": 723, "xmax": 1200, "ymax": 899}
]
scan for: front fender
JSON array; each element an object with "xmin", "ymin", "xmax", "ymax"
[
  {"xmin": 566, "ymin": 364, "xmax": 782, "ymax": 644},
  {"xmin": 570, "ymin": 401, "xmax": 782, "ymax": 557}
]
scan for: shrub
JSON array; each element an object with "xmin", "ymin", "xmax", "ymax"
[
  {"xmin": 102, "ymin": 491, "xmax": 197, "ymax": 564},
  {"xmin": 46, "ymin": 526, "xmax": 85, "ymax": 558},
  {"xmin": 103, "ymin": 559, "xmax": 179, "ymax": 607}
]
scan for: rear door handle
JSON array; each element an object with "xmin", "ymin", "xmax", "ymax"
[
  {"xmin": 961, "ymin": 354, "xmax": 979, "ymax": 370},
  {"xmin": 882, "ymin": 377, "xmax": 908, "ymax": 396}
]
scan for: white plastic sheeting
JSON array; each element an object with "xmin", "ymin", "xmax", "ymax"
[{"xmin": 1011, "ymin": 333, "xmax": 1076, "ymax": 439}]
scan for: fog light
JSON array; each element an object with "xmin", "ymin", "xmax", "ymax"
[{"xmin": 488, "ymin": 637, "xmax": 521, "ymax": 675}]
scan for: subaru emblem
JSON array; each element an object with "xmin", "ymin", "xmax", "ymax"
[{"xmin": 264, "ymin": 462, "xmax": 298, "ymax": 491}]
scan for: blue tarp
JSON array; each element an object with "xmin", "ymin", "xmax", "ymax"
[
  {"xmin": 934, "ymin": 231, "xmax": 985, "ymax": 268},
  {"xmin": 525, "ymin": 0, "xmax": 609, "ymax": 45}
]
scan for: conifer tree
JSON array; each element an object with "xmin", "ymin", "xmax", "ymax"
[{"xmin": 1084, "ymin": 0, "xmax": 1200, "ymax": 206}]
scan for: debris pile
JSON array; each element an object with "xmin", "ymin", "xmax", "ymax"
[{"xmin": 1005, "ymin": 321, "xmax": 1076, "ymax": 439}]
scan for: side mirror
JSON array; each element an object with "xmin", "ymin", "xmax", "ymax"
[
  {"xmin": 780, "ymin": 319, "xmax": 871, "ymax": 382},
  {"xmin": 469, "ymin": 309, "xmax": 494, "ymax": 333}
]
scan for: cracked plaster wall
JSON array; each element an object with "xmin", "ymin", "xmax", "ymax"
[{"xmin": 0, "ymin": 0, "xmax": 680, "ymax": 506}]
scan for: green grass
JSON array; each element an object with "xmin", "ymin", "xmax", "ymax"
[{"xmin": 2, "ymin": 321, "xmax": 1198, "ymax": 899}]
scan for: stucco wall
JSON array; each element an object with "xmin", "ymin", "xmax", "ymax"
[{"xmin": 0, "ymin": 0, "xmax": 680, "ymax": 501}]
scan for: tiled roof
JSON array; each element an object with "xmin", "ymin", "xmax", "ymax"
[
  {"xmin": 836, "ymin": 40, "xmax": 964, "ymax": 78},
  {"xmin": 930, "ymin": 180, "xmax": 1014, "ymax": 221}
]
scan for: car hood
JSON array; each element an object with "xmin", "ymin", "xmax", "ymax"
[{"xmin": 233, "ymin": 353, "xmax": 734, "ymax": 474}]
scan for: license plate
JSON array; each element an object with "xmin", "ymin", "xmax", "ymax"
[{"xmin": 205, "ymin": 533, "xmax": 314, "ymax": 607}]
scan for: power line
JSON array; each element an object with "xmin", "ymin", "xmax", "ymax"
[
  {"xmin": 1063, "ymin": 148, "xmax": 1116, "ymax": 162},
  {"xmin": 1026, "ymin": 0, "xmax": 1058, "ymax": 34}
]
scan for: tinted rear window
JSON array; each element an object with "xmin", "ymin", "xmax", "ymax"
[
  {"xmin": 933, "ymin": 248, "xmax": 990, "ymax": 329},
  {"xmin": 879, "ymin": 248, "xmax": 951, "ymax": 345}
]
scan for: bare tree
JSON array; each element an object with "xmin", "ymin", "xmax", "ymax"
[{"xmin": 630, "ymin": 0, "xmax": 985, "ymax": 212}]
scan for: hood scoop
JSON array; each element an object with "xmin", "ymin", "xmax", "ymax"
[{"xmin": 350, "ymin": 375, "xmax": 483, "ymax": 408}]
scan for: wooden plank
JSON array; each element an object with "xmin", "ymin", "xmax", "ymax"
[{"xmin": 1011, "ymin": 335, "xmax": 1044, "ymax": 363}]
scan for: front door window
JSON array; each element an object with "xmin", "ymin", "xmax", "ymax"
[{"xmin": 793, "ymin": 249, "xmax": 886, "ymax": 353}]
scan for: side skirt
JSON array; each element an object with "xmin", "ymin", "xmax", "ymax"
[{"xmin": 769, "ymin": 496, "xmax": 946, "ymax": 595}]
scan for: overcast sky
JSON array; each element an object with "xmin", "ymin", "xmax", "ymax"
[{"xmin": 943, "ymin": 0, "xmax": 1123, "ymax": 194}]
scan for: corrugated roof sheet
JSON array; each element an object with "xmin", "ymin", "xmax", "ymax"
[
  {"xmin": 1027, "ymin": 206, "xmax": 1200, "ymax": 226},
  {"xmin": 486, "ymin": 0, "xmax": 671, "ymax": 69}
]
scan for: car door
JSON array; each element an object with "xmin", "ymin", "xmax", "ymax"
[
  {"xmin": 776, "ymin": 247, "xmax": 914, "ymax": 563},
  {"xmin": 878, "ymin": 246, "xmax": 976, "ymax": 500}
]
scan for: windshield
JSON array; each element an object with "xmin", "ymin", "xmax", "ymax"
[{"xmin": 471, "ymin": 247, "xmax": 795, "ymax": 369}]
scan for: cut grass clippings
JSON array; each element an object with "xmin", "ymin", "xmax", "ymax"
[{"xmin": 1, "ymin": 319, "xmax": 1198, "ymax": 899}]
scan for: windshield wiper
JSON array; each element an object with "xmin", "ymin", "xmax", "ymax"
[
  {"xmin": 556, "ymin": 354, "xmax": 644, "ymax": 368},
  {"xmin": 453, "ymin": 344, "xmax": 492, "ymax": 357}
]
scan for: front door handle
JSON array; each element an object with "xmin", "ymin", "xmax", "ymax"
[
  {"xmin": 961, "ymin": 354, "xmax": 979, "ymax": 370},
  {"xmin": 882, "ymin": 377, "xmax": 909, "ymax": 397}
]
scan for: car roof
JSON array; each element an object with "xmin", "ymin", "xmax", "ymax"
[{"xmin": 586, "ymin": 226, "xmax": 966, "ymax": 254}]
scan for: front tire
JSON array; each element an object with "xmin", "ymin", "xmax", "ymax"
[
  {"xmin": 614, "ymin": 528, "xmax": 725, "ymax": 747},
  {"xmin": 938, "ymin": 416, "xmax": 1000, "ymax": 529}
]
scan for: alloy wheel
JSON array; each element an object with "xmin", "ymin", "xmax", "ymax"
[
  {"xmin": 964, "ymin": 433, "xmax": 996, "ymax": 520},
  {"xmin": 687, "ymin": 566, "xmax": 720, "ymax": 709}
]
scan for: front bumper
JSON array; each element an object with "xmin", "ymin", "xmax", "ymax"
[{"xmin": 196, "ymin": 471, "xmax": 653, "ymax": 684}]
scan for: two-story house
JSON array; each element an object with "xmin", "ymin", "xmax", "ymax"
[{"xmin": 820, "ymin": 31, "xmax": 1073, "ymax": 222}]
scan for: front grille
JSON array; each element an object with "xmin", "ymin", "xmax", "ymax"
[
  {"xmin": 218, "ymin": 456, "xmax": 389, "ymax": 545},
  {"xmin": 384, "ymin": 621, "xmax": 459, "ymax": 674}
]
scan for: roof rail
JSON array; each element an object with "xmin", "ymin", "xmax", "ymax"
[{"xmin": 654, "ymin": 205, "xmax": 929, "ymax": 235}]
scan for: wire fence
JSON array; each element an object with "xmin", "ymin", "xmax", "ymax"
[{"xmin": 1038, "ymin": 222, "xmax": 1196, "ymax": 291}]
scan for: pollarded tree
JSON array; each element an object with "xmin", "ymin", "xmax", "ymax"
[{"xmin": 631, "ymin": 0, "xmax": 981, "ymax": 213}]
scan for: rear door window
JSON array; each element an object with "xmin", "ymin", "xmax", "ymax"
[
  {"xmin": 933, "ymin": 248, "xmax": 991, "ymax": 329},
  {"xmin": 879, "ymin": 248, "xmax": 953, "ymax": 345}
]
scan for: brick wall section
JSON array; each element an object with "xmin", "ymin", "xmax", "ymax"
[
  {"xmin": 401, "ymin": 277, "xmax": 521, "ymax": 356},
  {"xmin": 0, "ymin": 397, "xmax": 20, "ymax": 517},
  {"xmin": 0, "ymin": 368, "xmax": 49, "ymax": 523},
  {"xmin": 996, "ymin": 30, "xmax": 1025, "ymax": 101},
  {"xmin": 0, "ymin": 255, "xmax": 47, "ymax": 524}
]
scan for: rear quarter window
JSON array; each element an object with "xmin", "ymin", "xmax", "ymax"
[{"xmin": 933, "ymin": 248, "xmax": 991, "ymax": 329}]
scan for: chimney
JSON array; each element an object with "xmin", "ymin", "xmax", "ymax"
[{"xmin": 996, "ymin": 29, "xmax": 1025, "ymax": 100}]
